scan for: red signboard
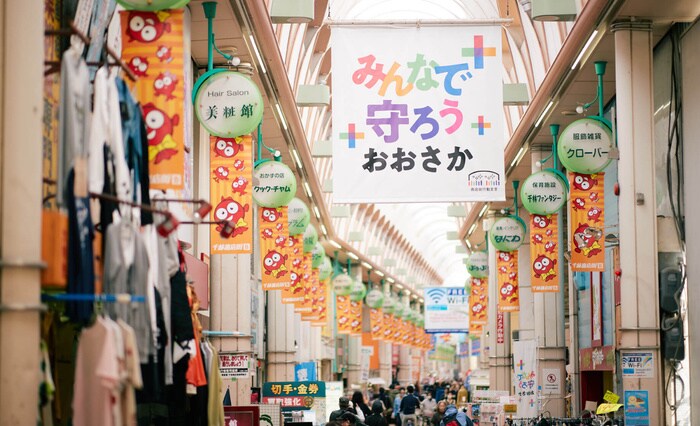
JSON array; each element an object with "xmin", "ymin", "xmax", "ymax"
[
  {"xmin": 224, "ymin": 406, "xmax": 260, "ymax": 426},
  {"xmin": 496, "ymin": 312, "xmax": 505, "ymax": 344}
]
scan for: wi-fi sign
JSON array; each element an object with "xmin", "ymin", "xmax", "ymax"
[{"xmin": 426, "ymin": 288, "xmax": 446, "ymax": 304}]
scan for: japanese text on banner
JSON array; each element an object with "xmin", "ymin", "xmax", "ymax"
[
  {"xmin": 530, "ymin": 214, "xmax": 560, "ymax": 292},
  {"xmin": 121, "ymin": 10, "xmax": 186, "ymax": 190},
  {"xmin": 569, "ymin": 172, "xmax": 605, "ymax": 271},
  {"xmin": 331, "ymin": 26, "xmax": 504, "ymax": 203},
  {"xmin": 497, "ymin": 251, "xmax": 519, "ymax": 312}
]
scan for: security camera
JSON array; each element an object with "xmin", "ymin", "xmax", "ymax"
[
  {"xmin": 229, "ymin": 56, "xmax": 241, "ymax": 67},
  {"xmin": 576, "ymin": 105, "xmax": 584, "ymax": 114}
]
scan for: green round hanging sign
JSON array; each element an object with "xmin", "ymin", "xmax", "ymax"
[
  {"xmin": 467, "ymin": 251, "xmax": 489, "ymax": 278},
  {"xmin": 349, "ymin": 280, "xmax": 367, "ymax": 302},
  {"xmin": 557, "ymin": 118, "xmax": 613, "ymax": 174},
  {"xmin": 393, "ymin": 303, "xmax": 404, "ymax": 319},
  {"xmin": 311, "ymin": 242, "xmax": 325, "ymax": 268},
  {"xmin": 117, "ymin": 0, "xmax": 189, "ymax": 10},
  {"xmin": 318, "ymin": 256, "xmax": 332, "ymax": 280},
  {"xmin": 332, "ymin": 273, "xmax": 353, "ymax": 296},
  {"xmin": 489, "ymin": 216, "xmax": 526, "ymax": 252},
  {"xmin": 382, "ymin": 297, "xmax": 395, "ymax": 314},
  {"xmin": 252, "ymin": 161, "xmax": 297, "ymax": 207},
  {"xmin": 365, "ymin": 289, "xmax": 384, "ymax": 308},
  {"xmin": 521, "ymin": 169, "xmax": 568, "ymax": 215},
  {"xmin": 302, "ymin": 224, "xmax": 318, "ymax": 253},
  {"xmin": 287, "ymin": 197, "xmax": 310, "ymax": 236},
  {"xmin": 194, "ymin": 71, "xmax": 263, "ymax": 138}
]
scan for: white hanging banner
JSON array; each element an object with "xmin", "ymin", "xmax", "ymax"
[
  {"xmin": 331, "ymin": 26, "xmax": 504, "ymax": 203},
  {"xmin": 512, "ymin": 339, "xmax": 538, "ymax": 418}
]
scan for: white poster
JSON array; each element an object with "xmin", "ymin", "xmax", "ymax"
[
  {"xmin": 331, "ymin": 26, "xmax": 505, "ymax": 203},
  {"xmin": 512, "ymin": 340, "xmax": 538, "ymax": 418},
  {"xmin": 424, "ymin": 287, "xmax": 469, "ymax": 333},
  {"xmin": 542, "ymin": 368, "xmax": 561, "ymax": 395},
  {"xmin": 219, "ymin": 353, "xmax": 250, "ymax": 378}
]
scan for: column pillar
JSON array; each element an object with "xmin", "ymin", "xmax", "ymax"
[
  {"xmin": 613, "ymin": 19, "xmax": 664, "ymax": 425},
  {"xmin": 397, "ymin": 293, "xmax": 412, "ymax": 385},
  {"xmin": 531, "ymin": 150, "xmax": 567, "ymax": 417},
  {"xmin": 486, "ymin": 219, "xmax": 511, "ymax": 390},
  {"xmin": 379, "ymin": 341, "xmax": 392, "ymax": 385},
  {"xmin": 210, "ymin": 254, "xmax": 253, "ymax": 404},
  {"xmin": 266, "ymin": 290, "xmax": 296, "ymax": 381},
  {"xmin": 0, "ymin": 1, "xmax": 43, "ymax": 424},
  {"xmin": 347, "ymin": 334, "xmax": 362, "ymax": 386}
]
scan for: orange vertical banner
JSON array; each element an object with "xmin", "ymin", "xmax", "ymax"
[
  {"xmin": 312, "ymin": 277, "xmax": 329, "ymax": 327},
  {"xmin": 259, "ymin": 207, "xmax": 290, "ymax": 290},
  {"xmin": 570, "ymin": 172, "xmax": 605, "ymax": 271},
  {"xmin": 302, "ymin": 269, "xmax": 321, "ymax": 321},
  {"xmin": 497, "ymin": 251, "xmax": 519, "ymax": 312},
  {"xmin": 337, "ymin": 295, "xmax": 352, "ymax": 334},
  {"xmin": 349, "ymin": 300, "xmax": 363, "ymax": 335},
  {"xmin": 282, "ymin": 236, "xmax": 304, "ymax": 304},
  {"xmin": 209, "ymin": 135, "xmax": 253, "ymax": 253},
  {"xmin": 530, "ymin": 214, "xmax": 560, "ymax": 292},
  {"xmin": 392, "ymin": 315, "xmax": 403, "ymax": 343},
  {"xmin": 382, "ymin": 312, "xmax": 393, "ymax": 341},
  {"xmin": 370, "ymin": 308, "xmax": 384, "ymax": 340},
  {"xmin": 120, "ymin": 10, "xmax": 185, "ymax": 189},
  {"xmin": 469, "ymin": 277, "xmax": 488, "ymax": 327},
  {"xmin": 295, "ymin": 254, "xmax": 313, "ymax": 314}
]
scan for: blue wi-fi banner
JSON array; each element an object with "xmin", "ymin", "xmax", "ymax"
[{"xmin": 423, "ymin": 287, "xmax": 469, "ymax": 333}]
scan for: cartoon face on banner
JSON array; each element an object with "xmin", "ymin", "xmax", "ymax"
[
  {"xmin": 252, "ymin": 161, "xmax": 297, "ymax": 208},
  {"xmin": 467, "ymin": 251, "xmax": 489, "ymax": 278},
  {"xmin": 496, "ymin": 251, "xmax": 519, "ymax": 312},
  {"xmin": 194, "ymin": 71, "xmax": 264, "ymax": 138},
  {"xmin": 558, "ymin": 118, "xmax": 613, "ymax": 174},
  {"xmin": 469, "ymin": 277, "xmax": 488, "ymax": 326},
  {"xmin": 349, "ymin": 300, "xmax": 363, "ymax": 334},
  {"xmin": 569, "ymin": 172, "xmax": 605, "ymax": 271},
  {"xmin": 490, "ymin": 216, "xmax": 526, "ymax": 252},
  {"xmin": 370, "ymin": 308, "xmax": 384, "ymax": 340},
  {"xmin": 530, "ymin": 214, "xmax": 560, "ymax": 292},
  {"xmin": 282, "ymin": 236, "xmax": 305, "ymax": 305},
  {"xmin": 259, "ymin": 207, "xmax": 290, "ymax": 290},
  {"xmin": 209, "ymin": 135, "xmax": 253, "ymax": 254},
  {"xmin": 336, "ymin": 295, "xmax": 352, "ymax": 334},
  {"xmin": 521, "ymin": 169, "xmax": 568, "ymax": 215}
]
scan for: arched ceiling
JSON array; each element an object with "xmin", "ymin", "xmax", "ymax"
[{"xmin": 266, "ymin": 0, "xmax": 579, "ymax": 290}]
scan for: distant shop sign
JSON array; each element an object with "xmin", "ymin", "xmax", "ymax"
[{"xmin": 489, "ymin": 216, "xmax": 526, "ymax": 252}]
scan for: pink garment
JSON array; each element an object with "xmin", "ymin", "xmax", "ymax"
[{"xmin": 72, "ymin": 317, "xmax": 120, "ymax": 426}]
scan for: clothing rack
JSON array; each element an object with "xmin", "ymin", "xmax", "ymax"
[
  {"xmin": 44, "ymin": 21, "xmax": 138, "ymax": 81},
  {"xmin": 42, "ymin": 293, "xmax": 146, "ymax": 303},
  {"xmin": 202, "ymin": 330, "xmax": 252, "ymax": 337}
]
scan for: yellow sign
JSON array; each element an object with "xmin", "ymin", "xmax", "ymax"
[
  {"xmin": 596, "ymin": 403, "xmax": 623, "ymax": 414},
  {"xmin": 603, "ymin": 390, "xmax": 620, "ymax": 404},
  {"xmin": 503, "ymin": 404, "xmax": 518, "ymax": 413}
]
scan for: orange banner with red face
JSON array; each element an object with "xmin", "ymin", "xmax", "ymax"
[
  {"xmin": 302, "ymin": 269, "xmax": 322, "ymax": 322},
  {"xmin": 295, "ymin": 254, "xmax": 313, "ymax": 314},
  {"xmin": 349, "ymin": 300, "xmax": 363, "ymax": 335},
  {"xmin": 311, "ymin": 278, "xmax": 329, "ymax": 327},
  {"xmin": 209, "ymin": 135, "xmax": 253, "ymax": 254},
  {"xmin": 530, "ymin": 214, "xmax": 560, "ymax": 292},
  {"xmin": 382, "ymin": 312, "xmax": 394, "ymax": 341},
  {"xmin": 121, "ymin": 10, "xmax": 186, "ymax": 190},
  {"xmin": 282, "ymin": 236, "xmax": 304, "ymax": 304},
  {"xmin": 469, "ymin": 277, "xmax": 488, "ymax": 329},
  {"xmin": 259, "ymin": 207, "xmax": 290, "ymax": 290},
  {"xmin": 497, "ymin": 251, "xmax": 519, "ymax": 312},
  {"xmin": 570, "ymin": 172, "xmax": 605, "ymax": 271},
  {"xmin": 337, "ymin": 295, "xmax": 352, "ymax": 334},
  {"xmin": 370, "ymin": 308, "xmax": 384, "ymax": 340}
]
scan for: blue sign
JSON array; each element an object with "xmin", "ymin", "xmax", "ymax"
[
  {"xmin": 295, "ymin": 362, "xmax": 317, "ymax": 382},
  {"xmin": 423, "ymin": 287, "xmax": 469, "ymax": 333},
  {"xmin": 624, "ymin": 390, "xmax": 650, "ymax": 426}
]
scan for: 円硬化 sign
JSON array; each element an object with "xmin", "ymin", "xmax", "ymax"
[{"xmin": 331, "ymin": 26, "xmax": 504, "ymax": 203}]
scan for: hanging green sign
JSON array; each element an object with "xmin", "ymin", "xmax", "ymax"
[
  {"xmin": 303, "ymin": 224, "xmax": 318, "ymax": 253},
  {"xmin": 558, "ymin": 118, "xmax": 613, "ymax": 174},
  {"xmin": 382, "ymin": 296, "xmax": 395, "ymax": 314},
  {"xmin": 521, "ymin": 169, "xmax": 568, "ymax": 215},
  {"xmin": 318, "ymin": 256, "xmax": 332, "ymax": 280},
  {"xmin": 349, "ymin": 280, "xmax": 367, "ymax": 302},
  {"xmin": 467, "ymin": 251, "xmax": 489, "ymax": 278},
  {"xmin": 252, "ymin": 161, "xmax": 297, "ymax": 207},
  {"xmin": 332, "ymin": 273, "xmax": 353, "ymax": 295},
  {"xmin": 311, "ymin": 242, "xmax": 325, "ymax": 268},
  {"xmin": 393, "ymin": 303, "xmax": 404, "ymax": 319},
  {"xmin": 194, "ymin": 71, "xmax": 263, "ymax": 138},
  {"xmin": 365, "ymin": 289, "xmax": 384, "ymax": 308},
  {"xmin": 489, "ymin": 216, "xmax": 526, "ymax": 252},
  {"xmin": 117, "ymin": 0, "xmax": 189, "ymax": 11},
  {"xmin": 287, "ymin": 197, "xmax": 310, "ymax": 236}
]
